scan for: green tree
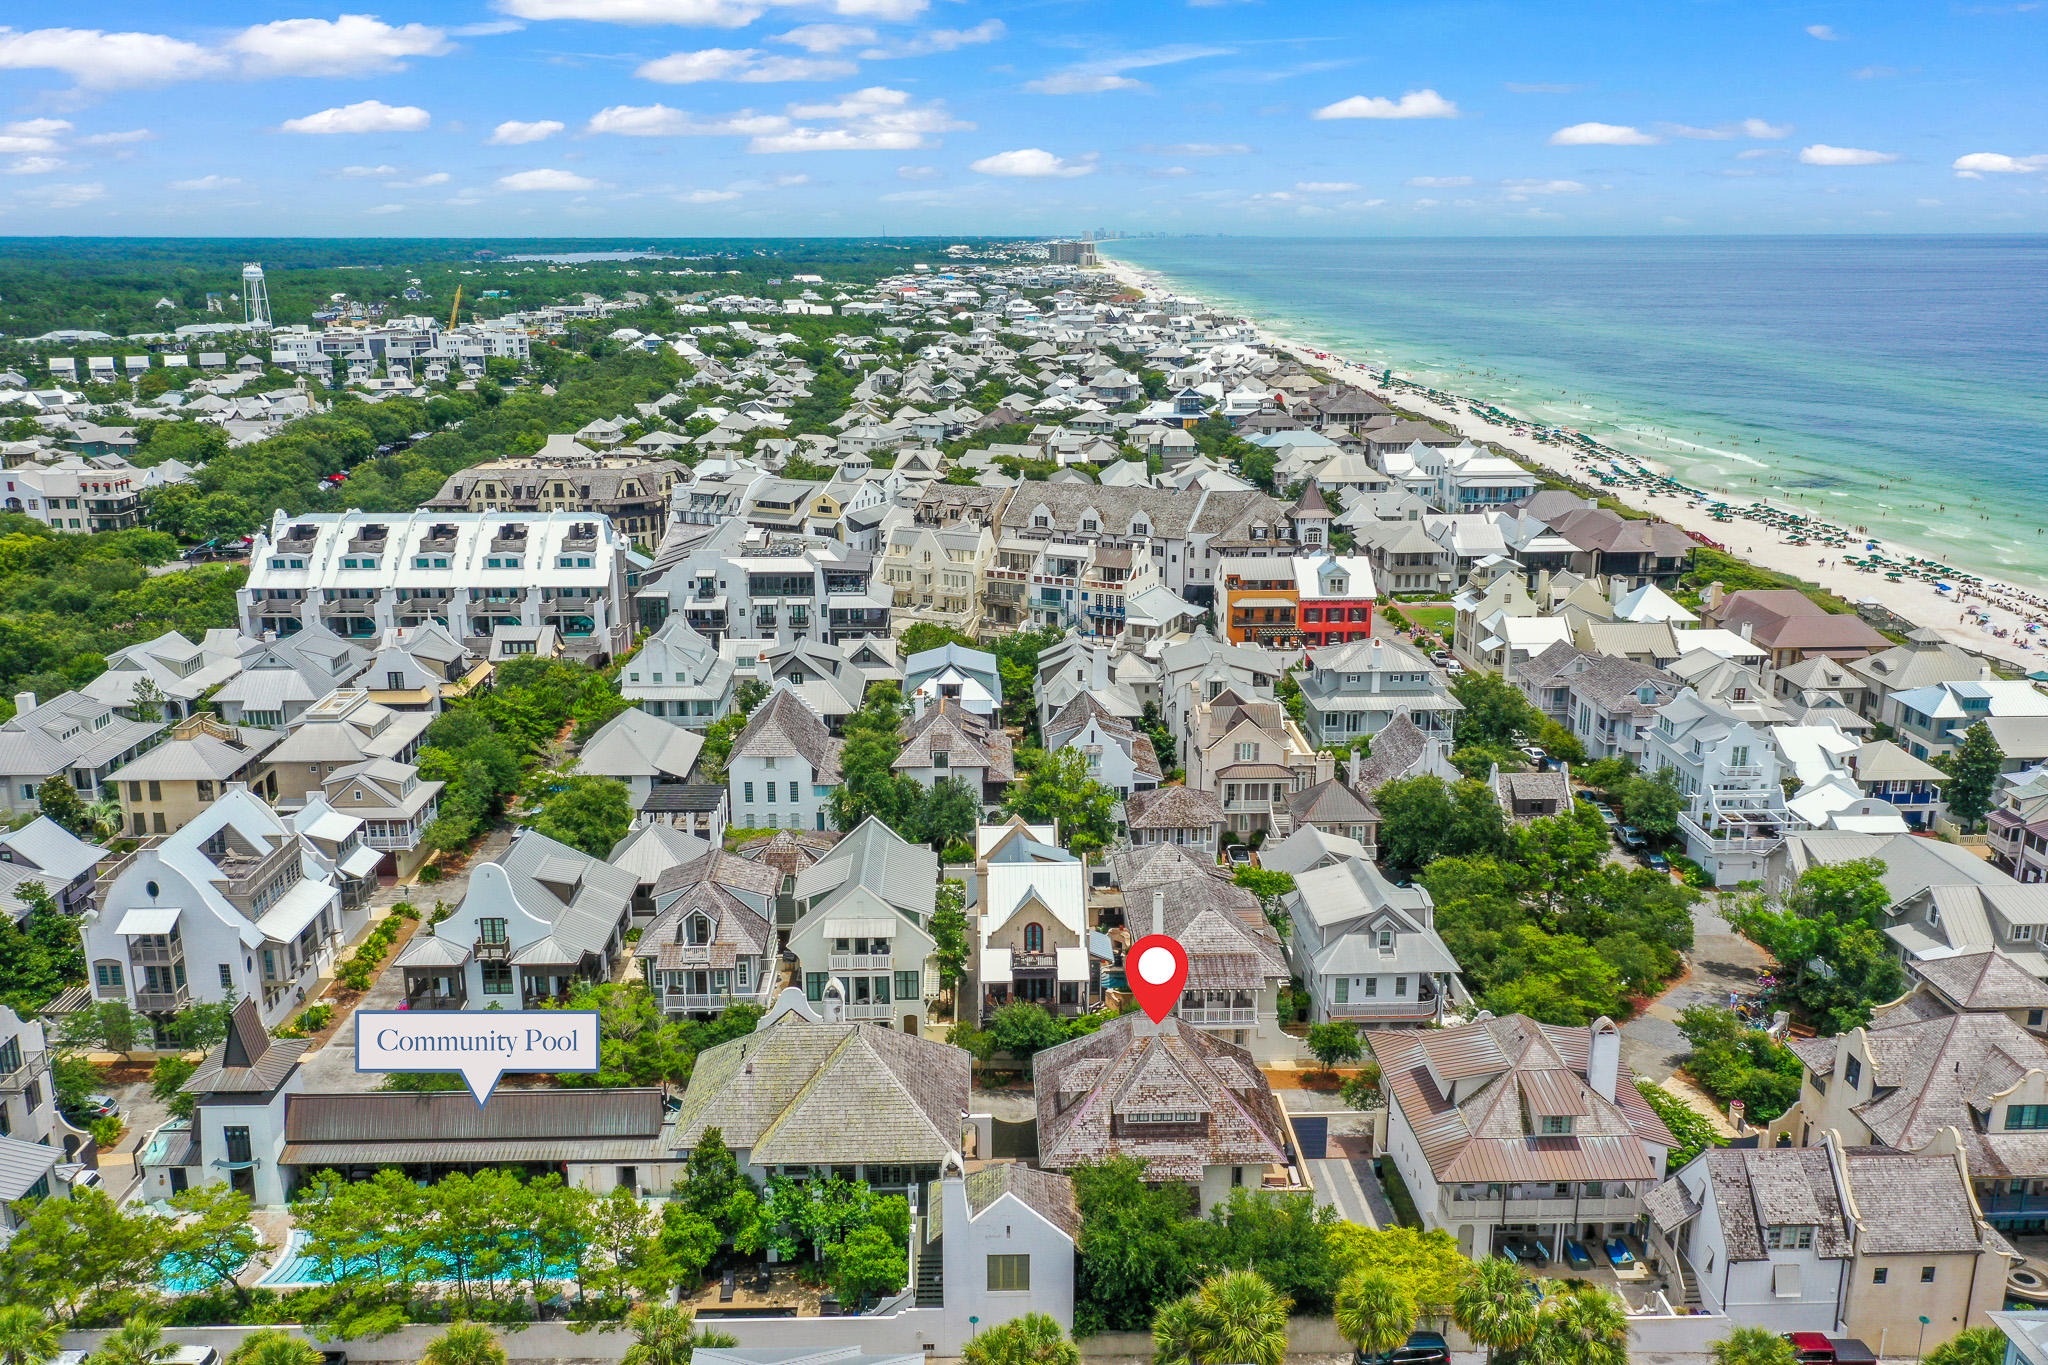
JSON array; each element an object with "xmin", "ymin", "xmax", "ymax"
[
  {"xmin": 0, "ymin": 1304, "xmax": 59, "ymax": 1365},
  {"xmin": 1072, "ymin": 1156, "xmax": 1198, "ymax": 1334},
  {"xmin": 929, "ymin": 879, "xmax": 970, "ymax": 993},
  {"xmin": 1621, "ymin": 768, "xmax": 1685, "ymax": 842},
  {"xmin": 1728, "ymin": 858, "xmax": 1906, "ymax": 1031},
  {"xmin": 87, "ymin": 1316, "xmax": 173, "ymax": 1365},
  {"xmin": 826, "ymin": 1223, "xmax": 907, "ymax": 1306},
  {"xmin": 1477, "ymin": 926, "xmax": 1624, "ymax": 1026},
  {"xmin": 1710, "ymin": 1325, "xmax": 1798, "ymax": 1365},
  {"xmin": 1154, "ymin": 1271, "xmax": 1291, "ymax": 1365},
  {"xmin": 1524, "ymin": 1284, "xmax": 1629, "ymax": 1365},
  {"xmin": 1374, "ymin": 776, "xmax": 1508, "ymax": 873},
  {"xmin": 1940, "ymin": 721, "xmax": 2005, "ymax": 830},
  {"xmin": 1306, "ymin": 1022, "xmax": 1363, "ymax": 1073},
  {"xmin": 1195, "ymin": 1190, "xmax": 1342, "ymax": 1314},
  {"xmin": 36, "ymin": 777, "xmax": 96, "ymax": 839},
  {"xmin": 223, "ymin": 1332, "xmax": 321, "ymax": 1365},
  {"xmin": 910, "ymin": 778, "xmax": 980, "ymax": 852},
  {"xmin": 1233, "ymin": 867, "xmax": 1296, "ymax": 938},
  {"xmin": 980, "ymin": 1000, "xmax": 1072, "ymax": 1066},
  {"xmin": 961, "ymin": 1312, "xmax": 1080, "ymax": 1365},
  {"xmin": 1452, "ymin": 1258, "xmax": 1539, "ymax": 1365},
  {"xmin": 1676, "ymin": 1006, "xmax": 1805, "ymax": 1122},
  {"xmin": 167, "ymin": 1183, "xmax": 263, "ymax": 1307},
  {"xmin": 619, "ymin": 1304, "xmax": 737, "ymax": 1365},
  {"xmin": 1924, "ymin": 1328, "xmax": 2008, "ymax": 1365},
  {"xmin": 1004, "ymin": 747, "xmax": 1118, "ymax": 854},
  {"xmin": 1452, "ymin": 672, "xmax": 1544, "ymax": 750},
  {"xmin": 1335, "ymin": 1269, "xmax": 1416, "ymax": 1362},
  {"xmin": 420, "ymin": 1322, "xmax": 506, "ymax": 1365},
  {"xmin": 528, "ymin": 774, "xmax": 633, "ymax": 858}
]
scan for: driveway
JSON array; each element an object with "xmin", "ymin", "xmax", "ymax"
[{"xmin": 1621, "ymin": 891, "xmax": 1771, "ymax": 1083}]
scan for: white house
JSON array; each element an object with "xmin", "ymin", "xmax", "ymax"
[
  {"xmin": 904, "ymin": 643, "xmax": 1001, "ymax": 719},
  {"xmin": 784, "ymin": 817, "xmax": 939, "ymax": 1033},
  {"xmin": 727, "ymin": 687, "xmax": 844, "ymax": 834},
  {"xmin": 620, "ymin": 615, "xmax": 737, "ymax": 728},
  {"xmin": 1285, "ymin": 857, "xmax": 1458, "ymax": 1027}
]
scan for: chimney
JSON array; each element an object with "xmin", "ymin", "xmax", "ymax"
[
  {"xmin": 13, "ymin": 692, "xmax": 34, "ymax": 715},
  {"xmin": 1152, "ymin": 889, "xmax": 1165, "ymax": 938},
  {"xmin": 1587, "ymin": 1017, "xmax": 1620, "ymax": 1102}
]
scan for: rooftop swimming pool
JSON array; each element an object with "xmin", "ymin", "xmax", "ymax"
[{"xmin": 258, "ymin": 1231, "xmax": 583, "ymax": 1288}]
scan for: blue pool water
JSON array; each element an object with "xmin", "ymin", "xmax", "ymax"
[
  {"xmin": 258, "ymin": 1230, "xmax": 583, "ymax": 1288},
  {"xmin": 159, "ymin": 1250, "xmax": 242, "ymax": 1294}
]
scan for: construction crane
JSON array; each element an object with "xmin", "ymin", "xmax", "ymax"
[{"xmin": 447, "ymin": 283, "xmax": 463, "ymax": 330}]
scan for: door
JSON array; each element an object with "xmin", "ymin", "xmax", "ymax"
[{"xmin": 169, "ymin": 1168, "xmax": 188, "ymax": 1195}]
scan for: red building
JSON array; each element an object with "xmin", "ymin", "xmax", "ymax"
[{"xmin": 1294, "ymin": 554, "xmax": 1377, "ymax": 648}]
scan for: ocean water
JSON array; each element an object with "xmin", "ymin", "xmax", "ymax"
[{"xmin": 1101, "ymin": 236, "xmax": 2048, "ymax": 590}]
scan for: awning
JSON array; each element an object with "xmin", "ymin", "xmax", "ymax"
[
  {"xmin": 256, "ymin": 879, "xmax": 338, "ymax": 944},
  {"xmin": 983, "ymin": 948, "xmax": 1013, "ymax": 985},
  {"xmin": 116, "ymin": 907, "xmax": 181, "ymax": 936},
  {"xmin": 303, "ymin": 811, "xmax": 359, "ymax": 844},
  {"xmin": 825, "ymin": 917, "xmax": 894, "ymax": 938},
  {"xmin": 1230, "ymin": 597, "xmax": 1295, "ymax": 609},
  {"xmin": 1056, "ymin": 945, "xmax": 1088, "ymax": 983},
  {"xmin": 340, "ymin": 845, "xmax": 384, "ymax": 878}
]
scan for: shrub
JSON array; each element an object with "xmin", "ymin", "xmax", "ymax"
[
  {"xmin": 1635, "ymin": 1079, "xmax": 1728, "ymax": 1170},
  {"xmin": 1678, "ymin": 1006, "xmax": 1804, "ymax": 1122},
  {"xmin": 418, "ymin": 864, "xmax": 444, "ymax": 884}
]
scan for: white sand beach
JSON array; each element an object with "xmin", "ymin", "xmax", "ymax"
[{"xmin": 1101, "ymin": 257, "xmax": 2048, "ymax": 674}]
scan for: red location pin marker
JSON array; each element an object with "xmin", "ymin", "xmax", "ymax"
[{"xmin": 1127, "ymin": 934, "xmax": 1190, "ymax": 1024}]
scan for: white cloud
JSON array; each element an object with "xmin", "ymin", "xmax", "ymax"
[
  {"xmin": 1549, "ymin": 121, "xmax": 1659, "ymax": 145},
  {"xmin": 389, "ymin": 171, "xmax": 452, "ymax": 187},
  {"xmin": 1664, "ymin": 117, "xmax": 1793, "ymax": 140},
  {"xmin": 339, "ymin": 164, "xmax": 400, "ymax": 177},
  {"xmin": 4, "ymin": 156, "xmax": 65, "ymax": 175},
  {"xmin": 970, "ymin": 147, "xmax": 1095, "ymax": 177},
  {"xmin": 0, "ymin": 26, "xmax": 227, "ymax": 89},
  {"xmin": 20, "ymin": 181, "xmax": 104, "ymax": 207},
  {"xmin": 1952, "ymin": 151, "xmax": 2048, "ymax": 175},
  {"xmin": 78, "ymin": 128, "xmax": 154, "ymax": 146},
  {"xmin": 1799, "ymin": 143, "xmax": 1898, "ymax": 165},
  {"xmin": 1735, "ymin": 148, "xmax": 1784, "ymax": 160},
  {"xmin": 1502, "ymin": 177, "xmax": 1588, "ymax": 197},
  {"xmin": 495, "ymin": 0, "xmax": 931, "ymax": 26},
  {"xmin": 1294, "ymin": 180, "xmax": 1361, "ymax": 192},
  {"xmin": 1138, "ymin": 142, "xmax": 1250, "ymax": 156},
  {"xmin": 587, "ymin": 103, "xmax": 793, "ymax": 137},
  {"xmin": 169, "ymin": 174, "xmax": 240, "ymax": 190},
  {"xmin": 679, "ymin": 188, "xmax": 743, "ymax": 202},
  {"xmin": 1148, "ymin": 165, "xmax": 1192, "ymax": 178},
  {"xmin": 750, "ymin": 86, "xmax": 967, "ymax": 152},
  {"xmin": 1851, "ymin": 65, "xmax": 1898, "ymax": 79},
  {"xmin": 774, "ymin": 23, "xmax": 876, "ymax": 52},
  {"xmin": 635, "ymin": 48, "xmax": 856, "ymax": 82},
  {"xmin": 1025, "ymin": 44, "xmax": 1230, "ymax": 97},
  {"xmin": 489, "ymin": 119, "xmax": 565, "ymax": 145},
  {"xmin": 869, "ymin": 20, "xmax": 1003, "ymax": 57},
  {"xmin": 496, "ymin": 167, "xmax": 601, "ymax": 191},
  {"xmin": 281, "ymin": 101, "xmax": 430, "ymax": 134},
  {"xmin": 1313, "ymin": 89, "xmax": 1458, "ymax": 120},
  {"xmin": 1405, "ymin": 174, "xmax": 1472, "ymax": 187},
  {"xmin": 1805, "ymin": 23, "xmax": 1840, "ymax": 39},
  {"xmin": 896, "ymin": 164, "xmax": 942, "ymax": 179},
  {"xmin": 364, "ymin": 203, "xmax": 407, "ymax": 214},
  {"xmin": 229, "ymin": 15, "xmax": 451, "ymax": 77}
]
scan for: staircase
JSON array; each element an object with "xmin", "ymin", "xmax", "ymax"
[
  {"xmin": 915, "ymin": 1234, "xmax": 945, "ymax": 1308},
  {"xmin": 1671, "ymin": 1254, "xmax": 1702, "ymax": 1311}
]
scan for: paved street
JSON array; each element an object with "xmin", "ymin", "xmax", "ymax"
[{"xmin": 1620, "ymin": 891, "xmax": 1771, "ymax": 1083}]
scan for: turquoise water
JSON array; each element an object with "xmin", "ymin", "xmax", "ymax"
[
  {"xmin": 1102, "ymin": 236, "xmax": 2048, "ymax": 591},
  {"xmin": 159, "ymin": 1250, "xmax": 244, "ymax": 1295},
  {"xmin": 258, "ymin": 1230, "xmax": 583, "ymax": 1288}
]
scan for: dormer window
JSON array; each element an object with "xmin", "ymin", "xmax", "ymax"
[
  {"xmin": 1377, "ymin": 929, "xmax": 1393, "ymax": 950},
  {"xmin": 1764, "ymin": 1225, "xmax": 1814, "ymax": 1250},
  {"xmin": 1538, "ymin": 1115, "xmax": 1574, "ymax": 1135}
]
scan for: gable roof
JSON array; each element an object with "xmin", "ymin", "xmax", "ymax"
[{"xmin": 731, "ymin": 687, "xmax": 843, "ymax": 781}]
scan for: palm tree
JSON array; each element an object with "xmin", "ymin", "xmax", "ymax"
[
  {"xmin": 1152, "ymin": 1294, "xmax": 1207, "ymax": 1365},
  {"xmin": 0, "ymin": 1305, "xmax": 59, "ymax": 1365},
  {"xmin": 224, "ymin": 1332, "xmax": 320, "ymax": 1365},
  {"xmin": 88, "ymin": 1318, "xmax": 173, "ymax": 1365},
  {"xmin": 1451, "ymin": 1257, "xmax": 1538, "ymax": 1365},
  {"xmin": 1925, "ymin": 1328, "xmax": 2009, "ymax": 1365},
  {"xmin": 961, "ymin": 1313, "xmax": 1081, "ymax": 1365},
  {"xmin": 619, "ymin": 1304, "xmax": 738, "ymax": 1365},
  {"xmin": 1525, "ymin": 1284, "xmax": 1629, "ymax": 1365},
  {"xmin": 1335, "ymin": 1269, "xmax": 1416, "ymax": 1363},
  {"xmin": 1188, "ymin": 1270, "xmax": 1291, "ymax": 1365},
  {"xmin": 1710, "ymin": 1325, "xmax": 1796, "ymax": 1365},
  {"xmin": 419, "ymin": 1322, "xmax": 506, "ymax": 1365}
]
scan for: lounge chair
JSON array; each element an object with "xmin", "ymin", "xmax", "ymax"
[
  {"xmin": 1564, "ymin": 1241, "xmax": 1593, "ymax": 1270},
  {"xmin": 1604, "ymin": 1238, "xmax": 1635, "ymax": 1268}
]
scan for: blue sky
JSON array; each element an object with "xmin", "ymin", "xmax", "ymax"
[{"xmin": 0, "ymin": 0, "xmax": 2044, "ymax": 235}]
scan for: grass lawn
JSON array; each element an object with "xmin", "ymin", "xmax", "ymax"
[{"xmin": 1404, "ymin": 606, "xmax": 1455, "ymax": 635}]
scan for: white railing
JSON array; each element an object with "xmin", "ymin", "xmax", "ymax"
[
  {"xmin": 1180, "ymin": 1006, "xmax": 1258, "ymax": 1026},
  {"xmin": 1324, "ymin": 997, "xmax": 1439, "ymax": 1020},
  {"xmin": 829, "ymin": 953, "xmax": 892, "ymax": 971}
]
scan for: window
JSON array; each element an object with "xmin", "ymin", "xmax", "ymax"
[
  {"xmin": 478, "ymin": 918, "xmax": 508, "ymax": 945},
  {"xmin": 1024, "ymin": 923, "xmax": 1044, "ymax": 953},
  {"xmin": 1921, "ymin": 1266, "xmax": 1936, "ymax": 1284},
  {"xmin": 2006, "ymin": 1104, "xmax": 2048, "ymax": 1130},
  {"xmin": 218, "ymin": 964, "xmax": 233, "ymax": 991},
  {"xmin": 2016, "ymin": 925, "xmax": 2036, "ymax": 942},
  {"xmin": 1377, "ymin": 929, "xmax": 1393, "ymax": 949},
  {"xmin": 1539, "ymin": 1115, "xmax": 1574, "ymax": 1136},
  {"xmin": 386, "ymin": 671, "xmax": 405, "ymax": 690},
  {"xmin": 788, "ymin": 781, "xmax": 800, "ymax": 802},
  {"xmin": 896, "ymin": 970, "xmax": 921, "ymax": 1002},
  {"xmin": 987, "ymin": 1254, "xmax": 1030, "ymax": 1292},
  {"xmin": 744, "ymin": 782, "xmax": 755, "ymax": 804},
  {"xmin": 1764, "ymin": 1225, "xmax": 1814, "ymax": 1250},
  {"xmin": 806, "ymin": 972, "xmax": 827, "ymax": 1002},
  {"xmin": 1234, "ymin": 741, "xmax": 1259, "ymax": 763},
  {"xmin": 1333, "ymin": 978, "xmax": 1348, "ymax": 1004},
  {"xmin": 1843, "ymin": 1055, "xmax": 1861, "ymax": 1089},
  {"xmin": 95, "ymin": 961, "xmax": 123, "ymax": 990},
  {"xmin": 1872, "ymin": 1268, "xmax": 1888, "ymax": 1285},
  {"xmin": 481, "ymin": 960, "xmax": 513, "ymax": 994}
]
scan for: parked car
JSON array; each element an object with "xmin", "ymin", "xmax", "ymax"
[
  {"xmin": 63, "ymin": 1093, "xmax": 120, "ymax": 1122},
  {"xmin": 1617, "ymin": 825, "xmax": 1648, "ymax": 851},
  {"xmin": 1646, "ymin": 851, "xmax": 1672, "ymax": 873},
  {"xmin": 1597, "ymin": 805, "xmax": 1621, "ymax": 829},
  {"xmin": 1224, "ymin": 844, "xmax": 1253, "ymax": 867},
  {"xmin": 1354, "ymin": 1332, "xmax": 1451, "ymax": 1365}
]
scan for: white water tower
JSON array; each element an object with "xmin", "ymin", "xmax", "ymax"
[{"xmin": 241, "ymin": 263, "xmax": 272, "ymax": 329}]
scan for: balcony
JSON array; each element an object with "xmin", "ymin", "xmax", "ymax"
[
  {"xmin": 134, "ymin": 986, "xmax": 191, "ymax": 1013},
  {"xmin": 843, "ymin": 1001, "xmax": 898, "ymax": 1021},
  {"xmin": 475, "ymin": 938, "xmax": 510, "ymax": 961},
  {"xmin": 1222, "ymin": 799, "xmax": 1282, "ymax": 814},
  {"xmin": 1324, "ymin": 994, "xmax": 1439, "ymax": 1020},
  {"xmin": 1180, "ymin": 1005, "xmax": 1258, "ymax": 1026},
  {"xmin": 1439, "ymin": 1193, "xmax": 1644, "ymax": 1224},
  {"xmin": 0, "ymin": 1050, "xmax": 50, "ymax": 1093},
  {"xmin": 653, "ymin": 988, "xmax": 765, "ymax": 1014},
  {"xmin": 404, "ymin": 987, "xmax": 468, "ymax": 1011},
  {"xmin": 830, "ymin": 953, "xmax": 892, "ymax": 971}
]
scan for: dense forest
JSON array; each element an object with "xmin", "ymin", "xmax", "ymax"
[{"xmin": 0, "ymin": 237, "xmax": 1009, "ymax": 341}]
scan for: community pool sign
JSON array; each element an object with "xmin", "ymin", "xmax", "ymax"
[{"xmin": 355, "ymin": 1010, "xmax": 601, "ymax": 1104}]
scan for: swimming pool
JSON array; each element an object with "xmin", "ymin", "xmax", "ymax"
[
  {"xmin": 159, "ymin": 1250, "xmax": 244, "ymax": 1295},
  {"xmin": 258, "ymin": 1231, "xmax": 583, "ymax": 1288}
]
